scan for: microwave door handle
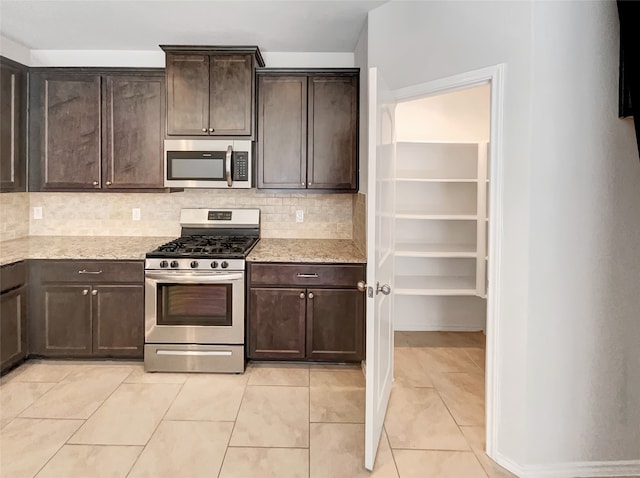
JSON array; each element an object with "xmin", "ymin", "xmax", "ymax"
[{"xmin": 225, "ymin": 145, "xmax": 233, "ymax": 187}]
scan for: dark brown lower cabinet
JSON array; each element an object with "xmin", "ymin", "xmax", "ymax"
[
  {"xmin": 249, "ymin": 288, "xmax": 306, "ymax": 360},
  {"xmin": 1, "ymin": 261, "xmax": 28, "ymax": 373},
  {"xmin": 30, "ymin": 260, "xmax": 144, "ymax": 358},
  {"xmin": 306, "ymin": 288, "xmax": 364, "ymax": 362},
  {"xmin": 247, "ymin": 262, "xmax": 365, "ymax": 362}
]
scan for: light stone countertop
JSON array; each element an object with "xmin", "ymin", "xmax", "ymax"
[
  {"xmin": 0, "ymin": 236, "xmax": 367, "ymax": 267},
  {"xmin": 247, "ymin": 238, "xmax": 366, "ymax": 263},
  {"xmin": 0, "ymin": 236, "xmax": 174, "ymax": 266}
]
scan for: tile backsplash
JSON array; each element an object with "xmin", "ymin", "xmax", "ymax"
[
  {"xmin": 0, "ymin": 193, "xmax": 30, "ymax": 241},
  {"xmin": 352, "ymin": 193, "xmax": 366, "ymax": 253},
  {"xmin": 27, "ymin": 190, "xmax": 354, "ymax": 239}
]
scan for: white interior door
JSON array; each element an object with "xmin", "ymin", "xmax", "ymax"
[{"xmin": 364, "ymin": 67, "xmax": 396, "ymax": 470}]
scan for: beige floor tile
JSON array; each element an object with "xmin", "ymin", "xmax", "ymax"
[
  {"xmin": 310, "ymin": 423, "xmax": 398, "ymax": 478},
  {"xmin": 124, "ymin": 365, "xmax": 189, "ymax": 384},
  {"xmin": 6, "ymin": 361, "xmax": 81, "ymax": 383},
  {"xmin": 393, "ymin": 449, "xmax": 487, "ymax": 478},
  {"xmin": 418, "ymin": 347, "xmax": 481, "ymax": 374},
  {"xmin": 128, "ymin": 421, "xmax": 232, "ymax": 478},
  {"xmin": 69, "ymin": 383, "xmax": 181, "ymax": 445},
  {"xmin": 165, "ymin": 373, "xmax": 247, "ymax": 421},
  {"xmin": 310, "ymin": 369, "xmax": 365, "ymax": 388},
  {"xmin": 230, "ymin": 385, "xmax": 309, "ymax": 447},
  {"xmin": 310, "ymin": 370, "xmax": 365, "ymax": 423},
  {"xmin": 431, "ymin": 372, "xmax": 485, "ymax": 426},
  {"xmin": 35, "ymin": 444, "xmax": 143, "ymax": 478},
  {"xmin": 384, "ymin": 386, "xmax": 469, "ymax": 450},
  {"xmin": 219, "ymin": 447, "xmax": 309, "ymax": 478},
  {"xmin": 248, "ymin": 362, "xmax": 310, "ymax": 386},
  {"xmin": 0, "ymin": 418, "xmax": 83, "ymax": 478},
  {"xmin": 393, "ymin": 348, "xmax": 434, "ymax": 388},
  {"xmin": 0, "ymin": 381, "xmax": 56, "ymax": 428},
  {"xmin": 466, "ymin": 349, "xmax": 486, "ymax": 371},
  {"xmin": 308, "ymin": 362, "xmax": 362, "ymax": 372},
  {"xmin": 19, "ymin": 366, "xmax": 132, "ymax": 419},
  {"xmin": 460, "ymin": 427, "xmax": 517, "ymax": 478}
]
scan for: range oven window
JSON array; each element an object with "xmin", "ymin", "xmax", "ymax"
[{"xmin": 157, "ymin": 283, "xmax": 232, "ymax": 327}]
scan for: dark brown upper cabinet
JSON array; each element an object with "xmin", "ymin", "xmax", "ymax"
[
  {"xmin": 256, "ymin": 69, "xmax": 358, "ymax": 192},
  {"xmin": 0, "ymin": 57, "xmax": 28, "ymax": 192},
  {"xmin": 161, "ymin": 46, "xmax": 264, "ymax": 137},
  {"xmin": 28, "ymin": 69, "xmax": 166, "ymax": 192}
]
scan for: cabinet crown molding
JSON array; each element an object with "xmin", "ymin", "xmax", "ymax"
[{"xmin": 159, "ymin": 45, "xmax": 265, "ymax": 67}]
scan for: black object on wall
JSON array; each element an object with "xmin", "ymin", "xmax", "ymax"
[{"xmin": 618, "ymin": 0, "xmax": 640, "ymax": 158}]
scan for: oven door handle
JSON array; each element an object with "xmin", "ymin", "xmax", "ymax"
[{"xmin": 145, "ymin": 272, "xmax": 244, "ymax": 283}]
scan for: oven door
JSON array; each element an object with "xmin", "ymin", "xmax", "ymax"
[{"xmin": 144, "ymin": 270, "xmax": 244, "ymax": 345}]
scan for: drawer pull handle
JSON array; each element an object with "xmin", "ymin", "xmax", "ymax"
[
  {"xmin": 296, "ymin": 273, "xmax": 318, "ymax": 278},
  {"xmin": 78, "ymin": 270, "xmax": 103, "ymax": 275}
]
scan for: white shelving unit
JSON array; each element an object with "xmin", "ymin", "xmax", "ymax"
[{"xmin": 393, "ymin": 141, "xmax": 489, "ymax": 331}]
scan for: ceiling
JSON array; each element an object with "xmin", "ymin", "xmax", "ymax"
[{"xmin": 0, "ymin": 0, "xmax": 387, "ymax": 53}]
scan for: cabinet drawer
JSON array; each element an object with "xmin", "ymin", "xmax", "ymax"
[
  {"xmin": 249, "ymin": 263, "xmax": 365, "ymax": 288},
  {"xmin": 35, "ymin": 260, "xmax": 143, "ymax": 283},
  {"xmin": 0, "ymin": 261, "xmax": 26, "ymax": 292}
]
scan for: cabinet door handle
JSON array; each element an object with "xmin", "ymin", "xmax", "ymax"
[
  {"xmin": 301, "ymin": 182, "xmax": 305, "ymax": 186},
  {"xmin": 105, "ymin": 180, "xmax": 112, "ymax": 186},
  {"xmin": 78, "ymin": 270, "xmax": 103, "ymax": 275},
  {"xmin": 202, "ymin": 128, "xmax": 207, "ymax": 132},
  {"xmin": 299, "ymin": 292, "xmax": 305, "ymax": 299},
  {"xmin": 296, "ymin": 273, "xmax": 318, "ymax": 278},
  {"xmin": 208, "ymin": 127, "xmax": 214, "ymax": 132},
  {"xmin": 91, "ymin": 290, "xmax": 98, "ymax": 296},
  {"xmin": 82, "ymin": 289, "xmax": 89, "ymax": 295},
  {"xmin": 308, "ymin": 292, "xmax": 314, "ymax": 299},
  {"xmin": 92, "ymin": 181, "xmax": 99, "ymax": 186}
]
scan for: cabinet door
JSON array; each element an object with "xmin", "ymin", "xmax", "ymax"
[
  {"xmin": 257, "ymin": 75, "xmax": 307, "ymax": 189},
  {"xmin": 92, "ymin": 284, "xmax": 144, "ymax": 358},
  {"xmin": 0, "ymin": 286, "xmax": 27, "ymax": 372},
  {"xmin": 308, "ymin": 75, "xmax": 358, "ymax": 190},
  {"xmin": 166, "ymin": 54, "xmax": 210, "ymax": 136},
  {"xmin": 209, "ymin": 54, "xmax": 253, "ymax": 136},
  {"xmin": 0, "ymin": 58, "xmax": 26, "ymax": 192},
  {"xmin": 248, "ymin": 288, "xmax": 306, "ymax": 360},
  {"xmin": 38, "ymin": 74, "xmax": 102, "ymax": 190},
  {"xmin": 306, "ymin": 288, "xmax": 364, "ymax": 362},
  {"xmin": 103, "ymin": 74, "xmax": 165, "ymax": 188},
  {"xmin": 34, "ymin": 284, "xmax": 92, "ymax": 357}
]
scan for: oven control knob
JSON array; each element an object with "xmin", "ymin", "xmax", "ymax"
[
  {"xmin": 170, "ymin": 260, "xmax": 179, "ymax": 268},
  {"xmin": 221, "ymin": 261, "xmax": 229, "ymax": 269},
  {"xmin": 159, "ymin": 260, "xmax": 168, "ymax": 268},
  {"xmin": 210, "ymin": 261, "xmax": 219, "ymax": 269},
  {"xmin": 190, "ymin": 261, "xmax": 199, "ymax": 269}
]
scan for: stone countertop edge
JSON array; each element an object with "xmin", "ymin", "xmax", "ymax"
[
  {"xmin": 0, "ymin": 236, "xmax": 175, "ymax": 267},
  {"xmin": 247, "ymin": 238, "xmax": 367, "ymax": 264}
]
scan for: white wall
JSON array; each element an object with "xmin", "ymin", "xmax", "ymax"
[
  {"xmin": 526, "ymin": 0, "xmax": 640, "ymax": 467},
  {"xmin": 0, "ymin": 35, "xmax": 30, "ymax": 64},
  {"xmin": 396, "ymin": 84, "xmax": 490, "ymax": 142},
  {"xmin": 354, "ymin": 21, "xmax": 369, "ymax": 194},
  {"xmin": 369, "ymin": 0, "xmax": 534, "ymax": 469},
  {"xmin": 369, "ymin": 0, "xmax": 640, "ymax": 474}
]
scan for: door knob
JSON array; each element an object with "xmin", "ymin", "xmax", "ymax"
[
  {"xmin": 357, "ymin": 281, "xmax": 367, "ymax": 292},
  {"xmin": 377, "ymin": 283, "xmax": 391, "ymax": 295}
]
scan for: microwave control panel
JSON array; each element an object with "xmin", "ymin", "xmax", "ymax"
[{"xmin": 233, "ymin": 152, "xmax": 249, "ymax": 181}]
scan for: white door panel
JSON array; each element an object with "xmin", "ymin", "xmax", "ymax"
[{"xmin": 364, "ymin": 67, "xmax": 396, "ymax": 470}]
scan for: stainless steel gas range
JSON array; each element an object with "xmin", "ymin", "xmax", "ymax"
[{"xmin": 144, "ymin": 208, "xmax": 260, "ymax": 373}]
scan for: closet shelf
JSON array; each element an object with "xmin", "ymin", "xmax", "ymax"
[
  {"xmin": 395, "ymin": 242, "xmax": 477, "ymax": 258},
  {"xmin": 394, "ymin": 275, "xmax": 477, "ymax": 296}
]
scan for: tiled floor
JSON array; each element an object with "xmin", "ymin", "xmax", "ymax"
[{"xmin": 0, "ymin": 332, "xmax": 516, "ymax": 478}]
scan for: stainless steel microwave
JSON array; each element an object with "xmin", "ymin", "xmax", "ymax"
[{"xmin": 164, "ymin": 139, "xmax": 252, "ymax": 188}]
